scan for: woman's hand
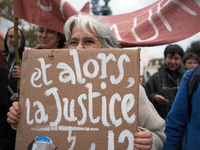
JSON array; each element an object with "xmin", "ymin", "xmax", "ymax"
[
  {"xmin": 134, "ymin": 128, "xmax": 153, "ymax": 150},
  {"xmin": 7, "ymin": 102, "xmax": 21, "ymax": 129}
]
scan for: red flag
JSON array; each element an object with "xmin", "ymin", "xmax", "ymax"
[{"xmin": 13, "ymin": 0, "xmax": 200, "ymax": 47}]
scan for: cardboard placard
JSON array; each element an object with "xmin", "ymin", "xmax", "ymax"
[{"xmin": 16, "ymin": 48, "xmax": 140, "ymax": 150}]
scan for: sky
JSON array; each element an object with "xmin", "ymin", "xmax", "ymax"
[{"xmin": 66, "ymin": 0, "xmax": 200, "ymax": 58}]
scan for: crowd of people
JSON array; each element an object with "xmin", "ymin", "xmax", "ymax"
[
  {"xmin": 1, "ymin": 15, "xmax": 200, "ymax": 150},
  {"xmin": 0, "ymin": 26, "xmax": 66, "ymax": 149}
]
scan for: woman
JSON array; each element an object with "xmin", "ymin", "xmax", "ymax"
[
  {"xmin": 12, "ymin": 27, "xmax": 66, "ymax": 79},
  {"xmin": 8, "ymin": 15, "xmax": 166, "ymax": 150},
  {"xmin": 36, "ymin": 27, "xmax": 66, "ymax": 49}
]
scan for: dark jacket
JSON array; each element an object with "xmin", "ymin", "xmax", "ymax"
[
  {"xmin": 144, "ymin": 64, "xmax": 185, "ymax": 119},
  {"xmin": 4, "ymin": 27, "xmax": 25, "ymax": 93},
  {"xmin": 0, "ymin": 64, "xmax": 16, "ymax": 150}
]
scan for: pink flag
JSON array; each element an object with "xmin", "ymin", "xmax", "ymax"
[{"xmin": 13, "ymin": 0, "xmax": 200, "ymax": 47}]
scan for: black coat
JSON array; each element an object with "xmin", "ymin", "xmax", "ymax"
[
  {"xmin": 144, "ymin": 64, "xmax": 185, "ymax": 120},
  {"xmin": 0, "ymin": 65, "xmax": 16, "ymax": 150}
]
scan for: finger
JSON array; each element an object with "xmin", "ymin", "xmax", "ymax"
[
  {"xmin": 12, "ymin": 66, "xmax": 21, "ymax": 72},
  {"xmin": 10, "ymin": 96, "xmax": 15, "ymax": 101},
  {"xmin": 134, "ymin": 137, "xmax": 153, "ymax": 145},
  {"xmin": 7, "ymin": 118, "xmax": 18, "ymax": 129},
  {"xmin": 134, "ymin": 143, "xmax": 152, "ymax": 150},
  {"xmin": 13, "ymin": 65, "xmax": 20, "ymax": 70},
  {"xmin": 12, "ymin": 70, "xmax": 20, "ymax": 74},
  {"xmin": 12, "ymin": 71, "xmax": 20, "ymax": 78},
  {"xmin": 14, "ymin": 65, "xmax": 20, "ymax": 69},
  {"xmin": 14, "ymin": 95, "xmax": 18, "ymax": 99},
  {"xmin": 12, "ymin": 102, "xmax": 21, "ymax": 113},
  {"xmin": 134, "ymin": 130, "xmax": 153, "ymax": 150},
  {"xmin": 12, "ymin": 74, "xmax": 21, "ymax": 79},
  {"xmin": 160, "ymin": 98, "xmax": 169, "ymax": 104},
  {"xmin": 7, "ymin": 111, "xmax": 20, "ymax": 123},
  {"xmin": 12, "ymin": 69, "xmax": 17, "ymax": 74},
  {"xmin": 10, "ymin": 94, "xmax": 17, "ymax": 99},
  {"xmin": 10, "ymin": 95, "xmax": 19, "ymax": 102},
  {"xmin": 7, "ymin": 115, "xmax": 19, "ymax": 124},
  {"xmin": 134, "ymin": 130, "xmax": 152, "ymax": 138},
  {"xmin": 164, "ymin": 99, "xmax": 169, "ymax": 103},
  {"xmin": 8, "ymin": 106, "xmax": 20, "ymax": 117}
]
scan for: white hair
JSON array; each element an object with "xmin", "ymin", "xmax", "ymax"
[{"xmin": 63, "ymin": 15, "xmax": 119, "ymax": 48}]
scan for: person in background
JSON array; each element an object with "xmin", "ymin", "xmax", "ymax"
[
  {"xmin": 5, "ymin": 26, "xmax": 65, "ymax": 149},
  {"xmin": 11, "ymin": 27, "xmax": 66, "ymax": 79},
  {"xmin": 182, "ymin": 52, "xmax": 199, "ymax": 72},
  {"xmin": 0, "ymin": 52, "xmax": 15, "ymax": 150},
  {"xmin": 7, "ymin": 15, "xmax": 166, "ymax": 150},
  {"xmin": 4, "ymin": 27, "xmax": 25, "ymax": 102},
  {"xmin": 144, "ymin": 44, "xmax": 185, "ymax": 120},
  {"xmin": 3, "ymin": 26, "xmax": 25, "ymax": 150},
  {"xmin": 35, "ymin": 27, "xmax": 66, "ymax": 49},
  {"xmin": 163, "ymin": 65, "xmax": 200, "ymax": 150}
]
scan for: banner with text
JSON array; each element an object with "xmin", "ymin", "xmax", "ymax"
[
  {"xmin": 16, "ymin": 49, "xmax": 140, "ymax": 149},
  {"xmin": 13, "ymin": 0, "xmax": 200, "ymax": 47}
]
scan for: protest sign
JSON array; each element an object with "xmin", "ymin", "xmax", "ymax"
[{"xmin": 15, "ymin": 48, "xmax": 140, "ymax": 149}]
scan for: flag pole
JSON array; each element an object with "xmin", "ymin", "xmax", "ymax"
[{"xmin": 14, "ymin": 17, "xmax": 21, "ymax": 97}]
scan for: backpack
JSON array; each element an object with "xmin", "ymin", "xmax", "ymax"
[{"xmin": 187, "ymin": 65, "xmax": 200, "ymax": 119}]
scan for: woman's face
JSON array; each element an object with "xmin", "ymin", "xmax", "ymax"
[
  {"xmin": 67, "ymin": 25, "xmax": 102, "ymax": 49},
  {"xmin": 165, "ymin": 53, "xmax": 182, "ymax": 71},
  {"xmin": 37, "ymin": 27, "xmax": 61, "ymax": 49}
]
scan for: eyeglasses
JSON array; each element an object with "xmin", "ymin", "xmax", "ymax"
[
  {"xmin": 67, "ymin": 38, "xmax": 98, "ymax": 49},
  {"xmin": 37, "ymin": 28, "xmax": 57, "ymax": 35},
  {"xmin": 8, "ymin": 34, "xmax": 21, "ymax": 39}
]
